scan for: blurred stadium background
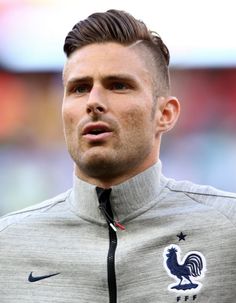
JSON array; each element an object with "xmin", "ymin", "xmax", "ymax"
[{"xmin": 0, "ymin": 0, "xmax": 236, "ymax": 215}]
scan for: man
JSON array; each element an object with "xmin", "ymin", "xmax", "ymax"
[{"xmin": 0, "ymin": 9, "xmax": 235, "ymax": 303}]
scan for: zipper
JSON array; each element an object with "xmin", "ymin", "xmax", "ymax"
[
  {"xmin": 106, "ymin": 200, "xmax": 117, "ymax": 303},
  {"xmin": 96, "ymin": 188, "xmax": 125, "ymax": 303}
]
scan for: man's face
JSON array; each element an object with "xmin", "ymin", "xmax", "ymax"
[{"xmin": 62, "ymin": 42, "xmax": 163, "ymax": 184}]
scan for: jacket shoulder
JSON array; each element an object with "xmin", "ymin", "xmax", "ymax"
[
  {"xmin": 0, "ymin": 190, "xmax": 71, "ymax": 233},
  {"xmin": 166, "ymin": 178, "xmax": 236, "ymax": 226}
]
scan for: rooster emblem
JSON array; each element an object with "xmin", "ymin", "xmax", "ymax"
[{"xmin": 163, "ymin": 245, "xmax": 206, "ymax": 293}]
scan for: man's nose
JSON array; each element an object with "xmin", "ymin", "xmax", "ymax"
[{"xmin": 86, "ymin": 86, "xmax": 108, "ymax": 115}]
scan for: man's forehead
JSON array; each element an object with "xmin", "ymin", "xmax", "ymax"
[{"xmin": 62, "ymin": 42, "xmax": 154, "ymax": 85}]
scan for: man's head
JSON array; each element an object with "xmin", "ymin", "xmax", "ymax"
[
  {"xmin": 64, "ymin": 9, "xmax": 170, "ymax": 97},
  {"xmin": 62, "ymin": 10, "xmax": 180, "ymax": 187}
]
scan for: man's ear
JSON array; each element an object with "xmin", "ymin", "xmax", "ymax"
[{"xmin": 156, "ymin": 96, "xmax": 180, "ymax": 133}]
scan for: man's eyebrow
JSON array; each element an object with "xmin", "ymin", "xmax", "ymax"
[
  {"xmin": 104, "ymin": 74, "xmax": 137, "ymax": 82},
  {"xmin": 65, "ymin": 76, "xmax": 93, "ymax": 87}
]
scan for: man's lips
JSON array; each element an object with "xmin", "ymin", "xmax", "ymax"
[{"xmin": 82, "ymin": 122, "xmax": 113, "ymax": 141}]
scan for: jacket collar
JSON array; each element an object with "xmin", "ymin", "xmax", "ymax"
[{"xmin": 69, "ymin": 161, "xmax": 168, "ymax": 225}]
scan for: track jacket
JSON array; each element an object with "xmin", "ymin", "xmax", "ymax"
[{"xmin": 0, "ymin": 162, "xmax": 236, "ymax": 303}]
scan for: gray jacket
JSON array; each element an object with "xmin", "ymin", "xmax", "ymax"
[{"xmin": 0, "ymin": 162, "xmax": 236, "ymax": 303}]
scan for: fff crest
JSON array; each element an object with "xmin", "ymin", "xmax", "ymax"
[{"xmin": 163, "ymin": 244, "xmax": 207, "ymax": 294}]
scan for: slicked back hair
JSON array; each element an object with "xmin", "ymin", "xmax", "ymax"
[{"xmin": 64, "ymin": 9, "xmax": 170, "ymax": 96}]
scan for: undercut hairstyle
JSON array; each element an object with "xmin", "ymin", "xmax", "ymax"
[{"xmin": 64, "ymin": 9, "xmax": 170, "ymax": 95}]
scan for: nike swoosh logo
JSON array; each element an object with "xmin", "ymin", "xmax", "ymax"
[{"xmin": 28, "ymin": 271, "xmax": 60, "ymax": 282}]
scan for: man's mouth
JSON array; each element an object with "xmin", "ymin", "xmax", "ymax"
[
  {"xmin": 87, "ymin": 128, "xmax": 107, "ymax": 135},
  {"xmin": 82, "ymin": 123, "xmax": 112, "ymax": 141}
]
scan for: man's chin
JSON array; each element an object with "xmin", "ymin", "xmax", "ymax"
[{"xmin": 76, "ymin": 150, "xmax": 118, "ymax": 178}]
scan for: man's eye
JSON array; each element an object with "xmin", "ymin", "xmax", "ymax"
[
  {"xmin": 110, "ymin": 82, "xmax": 130, "ymax": 91},
  {"xmin": 74, "ymin": 84, "xmax": 91, "ymax": 94}
]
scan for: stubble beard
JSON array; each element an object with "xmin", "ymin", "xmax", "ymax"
[
  {"xmin": 67, "ymin": 107, "xmax": 157, "ymax": 183},
  {"xmin": 70, "ymin": 128, "xmax": 154, "ymax": 183},
  {"xmin": 71, "ymin": 139, "xmax": 130, "ymax": 181},
  {"xmin": 75, "ymin": 145, "xmax": 122, "ymax": 180}
]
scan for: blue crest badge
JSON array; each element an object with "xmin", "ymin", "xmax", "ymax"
[{"xmin": 163, "ymin": 245, "xmax": 207, "ymax": 294}]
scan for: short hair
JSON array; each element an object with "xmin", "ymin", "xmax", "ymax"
[{"xmin": 64, "ymin": 9, "xmax": 170, "ymax": 95}]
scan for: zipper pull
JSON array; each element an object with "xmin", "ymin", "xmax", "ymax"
[
  {"xmin": 99, "ymin": 205, "xmax": 118, "ymax": 232},
  {"xmin": 114, "ymin": 221, "xmax": 125, "ymax": 231},
  {"xmin": 98, "ymin": 205, "xmax": 125, "ymax": 231},
  {"xmin": 109, "ymin": 222, "xmax": 117, "ymax": 232}
]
